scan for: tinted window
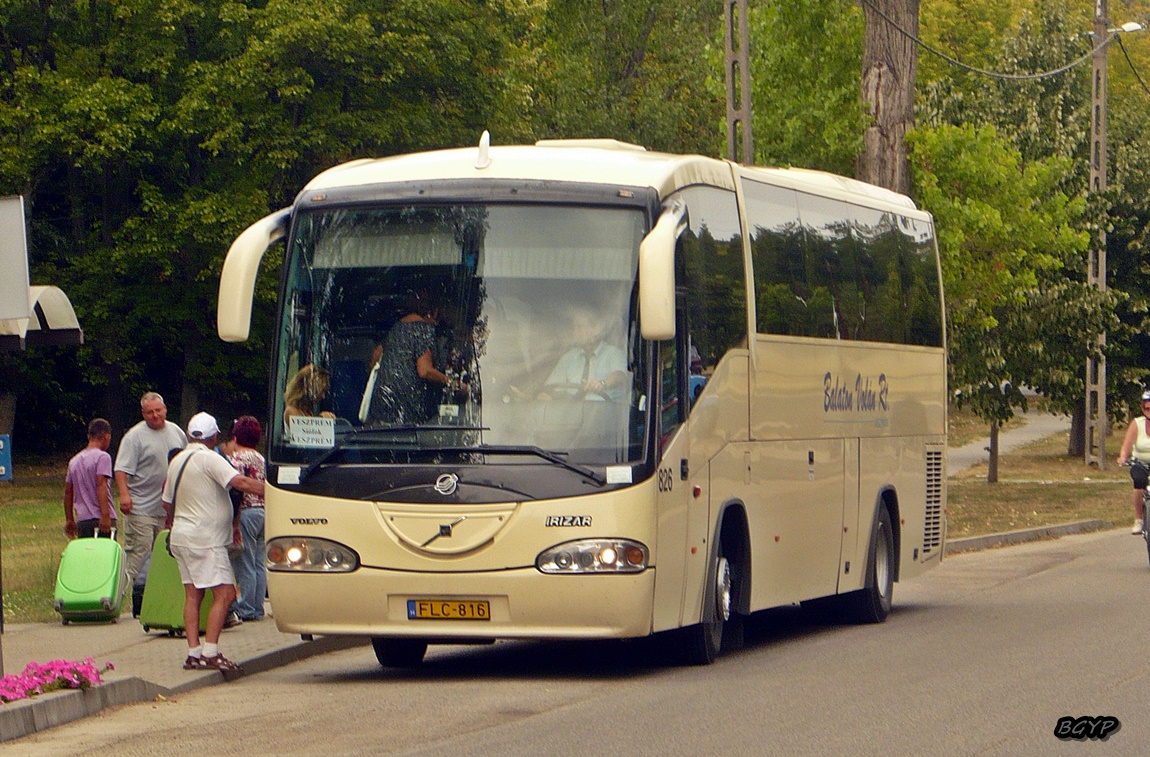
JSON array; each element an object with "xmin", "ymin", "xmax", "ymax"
[
  {"xmin": 745, "ymin": 179, "xmax": 943, "ymax": 347},
  {"xmin": 674, "ymin": 186, "xmax": 747, "ymax": 382}
]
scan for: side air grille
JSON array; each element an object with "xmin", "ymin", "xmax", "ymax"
[{"xmin": 923, "ymin": 448, "xmax": 944, "ymax": 554}]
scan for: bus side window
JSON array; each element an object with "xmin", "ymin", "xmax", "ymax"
[{"xmin": 670, "ymin": 185, "xmax": 745, "ymax": 403}]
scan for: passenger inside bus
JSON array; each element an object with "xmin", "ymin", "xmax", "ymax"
[
  {"xmin": 283, "ymin": 364, "xmax": 336, "ymax": 426},
  {"xmin": 538, "ymin": 305, "xmax": 628, "ymax": 403},
  {"xmin": 362, "ymin": 289, "xmax": 467, "ymax": 425}
]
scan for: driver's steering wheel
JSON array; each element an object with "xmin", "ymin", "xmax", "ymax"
[{"xmin": 542, "ymin": 382, "xmax": 614, "ymax": 402}]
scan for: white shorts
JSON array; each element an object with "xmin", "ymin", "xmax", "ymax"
[{"xmin": 170, "ymin": 544, "xmax": 236, "ymax": 589}]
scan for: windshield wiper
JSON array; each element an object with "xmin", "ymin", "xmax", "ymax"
[
  {"xmin": 297, "ymin": 424, "xmax": 488, "ymax": 483},
  {"xmin": 433, "ymin": 445, "xmax": 607, "ymax": 486}
]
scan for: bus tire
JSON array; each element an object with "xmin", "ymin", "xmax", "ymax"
[
  {"xmin": 372, "ymin": 637, "xmax": 428, "ymax": 668},
  {"xmin": 681, "ymin": 534, "xmax": 738, "ymax": 665},
  {"xmin": 845, "ymin": 504, "xmax": 895, "ymax": 624}
]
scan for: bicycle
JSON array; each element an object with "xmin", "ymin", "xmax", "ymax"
[{"xmin": 1121, "ymin": 460, "xmax": 1150, "ymax": 567}]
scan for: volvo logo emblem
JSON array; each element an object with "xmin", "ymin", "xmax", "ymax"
[
  {"xmin": 420, "ymin": 516, "xmax": 466, "ymax": 548},
  {"xmin": 434, "ymin": 473, "xmax": 460, "ymax": 496}
]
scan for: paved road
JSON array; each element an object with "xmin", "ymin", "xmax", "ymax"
[{"xmin": 8, "ymin": 527, "xmax": 1149, "ymax": 756}]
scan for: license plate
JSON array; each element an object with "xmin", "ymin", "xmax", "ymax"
[{"xmin": 407, "ymin": 599, "xmax": 490, "ymax": 621}]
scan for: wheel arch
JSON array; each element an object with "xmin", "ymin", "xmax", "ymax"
[{"xmin": 711, "ymin": 498, "xmax": 752, "ymax": 615}]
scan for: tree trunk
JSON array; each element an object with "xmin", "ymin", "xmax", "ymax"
[
  {"xmin": 101, "ymin": 359, "xmax": 126, "ymax": 449},
  {"xmin": 857, "ymin": 0, "xmax": 918, "ymax": 195},
  {"xmin": 1067, "ymin": 403, "xmax": 1085, "ymax": 457},
  {"xmin": 178, "ymin": 332, "xmax": 202, "ymax": 428},
  {"xmin": 987, "ymin": 420, "xmax": 999, "ymax": 484}
]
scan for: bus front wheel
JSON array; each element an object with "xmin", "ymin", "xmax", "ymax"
[
  {"xmin": 372, "ymin": 637, "xmax": 428, "ymax": 668},
  {"xmin": 681, "ymin": 535, "xmax": 739, "ymax": 665}
]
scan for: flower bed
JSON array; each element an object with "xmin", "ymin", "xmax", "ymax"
[{"xmin": 0, "ymin": 659, "xmax": 113, "ymax": 704}]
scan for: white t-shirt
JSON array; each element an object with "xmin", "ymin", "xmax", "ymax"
[
  {"xmin": 1135, "ymin": 417, "xmax": 1150, "ymax": 462},
  {"xmin": 163, "ymin": 445, "xmax": 239, "ymax": 549}
]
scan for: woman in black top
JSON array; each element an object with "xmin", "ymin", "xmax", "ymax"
[{"xmin": 367, "ymin": 291, "xmax": 463, "ymax": 424}]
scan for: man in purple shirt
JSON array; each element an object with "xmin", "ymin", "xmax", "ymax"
[{"xmin": 64, "ymin": 418, "xmax": 115, "ymax": 539}]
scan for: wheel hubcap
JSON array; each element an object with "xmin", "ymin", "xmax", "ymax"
[
  {"xmin": 875, "ymin": 526, "xmax": 891, "ymax": 599},
  {"xmin": 715, "ymin": 557, "xmax": 732, "ymax": 622}
]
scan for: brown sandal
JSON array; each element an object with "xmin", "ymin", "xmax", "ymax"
[
  {"xmin": 202, "ymin": 654, "xmax": 243, "ymax": 672},
  {"xmin": 183, "ymin": 655, "xmax": 211, "ymax": 670}
]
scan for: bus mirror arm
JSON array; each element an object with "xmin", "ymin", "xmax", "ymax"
[
  {"xmin": 639, "ymin": 200, "xmax": 685, "ymax": 342},
  {"xmin": 218, "ymin": 208, "xmax": 291, "ymax": 342}
]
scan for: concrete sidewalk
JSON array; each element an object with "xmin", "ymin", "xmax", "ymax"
[
  {"xmin": 0, "ymin": 605, "xmax": 367, "ymax": 742},
  {"xmin": 947, "ymin": 408, "xmax": 1072, "ymax": 476}
]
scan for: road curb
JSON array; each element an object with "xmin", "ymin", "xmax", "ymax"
[
  {"xmin": 0, "ymin": 634, "xmax": 368, "ymax": 743},
  {"xmin": 944, "ymin": 520, "xmax": 1113, "ymax": 555}
]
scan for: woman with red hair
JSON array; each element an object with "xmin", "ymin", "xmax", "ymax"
[{"xmin": 227, "ymin": 416, "xmax": 267, "ymax": 622}]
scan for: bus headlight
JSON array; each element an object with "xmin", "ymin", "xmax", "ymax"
[
  {"xmin": 536, "ymin": 540, "xmax": 648, "ymax": 574},
  {"xmin": 266, "ymin": 537, "xmax": 359, "ymax": 572}
]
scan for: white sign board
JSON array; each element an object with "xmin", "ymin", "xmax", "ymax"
[
  {"xmin": 0, "ymin": 197, "xmax": 30, "ymax": 320},
  {"xmin": 287, "ymin": 415, "xmax": 336, "ymax": 448}
]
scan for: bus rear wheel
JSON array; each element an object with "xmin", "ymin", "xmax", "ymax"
[
  {"xmin": 845, "ymin": 505, "xmax": 894, "ymax": 623},
  {"xmin": 371, "ymin": 637, "xmax": 428, "ymax": 668}
]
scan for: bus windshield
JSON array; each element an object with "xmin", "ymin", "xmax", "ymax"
[{"xmin": 271, "ymin": 203, "xmax": 650, "ymax": 470}]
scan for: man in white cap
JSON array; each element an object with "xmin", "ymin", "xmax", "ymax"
[{"xmin": 162, "ymin": 412, "xmax": 265, "ymax": 672}]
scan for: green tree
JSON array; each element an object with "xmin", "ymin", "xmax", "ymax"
[
  {"xmin": 745, "ymin": 0, "xmax": 867, "ymax": 175},
  {"xmin": 532, "ymin": 0, "xmax": 723, "ymax": 155},
  {"xmin": 0, "ymin": 0, "xmax": 537, "ymax": 452},
  {"xmin": 909, "ymin": 123, "xmax": 1114, "ymax": 480}
]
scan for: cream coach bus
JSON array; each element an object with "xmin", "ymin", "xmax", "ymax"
[{"xmin": 217, "ymin": 134, "xmax": 946, "ymax": 667}]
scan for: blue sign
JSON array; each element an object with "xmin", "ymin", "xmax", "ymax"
[{"xmin": 0, "ymin": 435, "xmax": 11, "ymax": 481}]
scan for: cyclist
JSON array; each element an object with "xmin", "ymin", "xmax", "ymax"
[{"xmin": 1116, "ymin": 390, "xmax": 1150, "ymax": 533}]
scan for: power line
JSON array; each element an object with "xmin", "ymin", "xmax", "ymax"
[{"xmin": 858, "ymin": 0, "xmax": 1117, "ymax": 81}]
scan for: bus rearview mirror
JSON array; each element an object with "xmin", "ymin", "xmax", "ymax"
[
  {"xmin": 218, "ymin": 209, "xmax": 291, "ymax": 342},
  {"xmin": 639, "ymin": 202, "xmax": 685, "ymax": 342}
]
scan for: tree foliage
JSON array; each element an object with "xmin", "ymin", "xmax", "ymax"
[
  {"xmin": 909, "ymin": 123, "xmax": 1114, "ymax": 426},
  {"xmin": 3, "ymin": 0, "xmax": 1150, "ymax": 460},
  {"xmin": 745, "ymin": 0, "xmax": 867, "ymax": 175}
]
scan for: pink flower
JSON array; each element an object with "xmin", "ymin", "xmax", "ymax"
[{"xmin": 0, "ymin": 659, "xmax": 113, "ymax": 704}]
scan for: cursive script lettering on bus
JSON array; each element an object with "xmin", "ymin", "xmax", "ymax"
[
  {"xmin": 856, "ymin": 374, "xmax": 877, "ymax": 411},
  {"xmin": 825, "ymin": 373, "xmax": 889, "ymax": 413},
  {"xmin": 824, "ymin": 372, "xmax": 853, "ymax": 411}
]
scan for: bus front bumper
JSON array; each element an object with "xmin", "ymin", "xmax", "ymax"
[{"xmin": 266, "ymin": 566, "xmax": 657, "ymax": 640}]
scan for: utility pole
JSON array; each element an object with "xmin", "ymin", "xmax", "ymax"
[
  {"xmin": 724, "ymin": 0, "xmax": 752, "ymax": 163},
  {"xmin": 1086, "ymin": 0, "xmax": 1109, "ymax": 468}
]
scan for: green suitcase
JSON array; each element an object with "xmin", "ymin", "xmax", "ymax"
[
  {"xmin": 53, "ymin": 531, "xmax": 128, "ymax": 624},
  {"xmin": 139, "ymin": 530, "xmax": 213, "ymax": 635}
]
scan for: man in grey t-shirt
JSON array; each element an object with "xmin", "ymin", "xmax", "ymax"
[{"xmin": 115, "ymin": 391, "xmax": 187, "ymax": 615}]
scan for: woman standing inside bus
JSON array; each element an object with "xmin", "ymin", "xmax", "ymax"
[
  {"xmin": 366, "ymin": 290, "xmax": 464, "ymax": 425},
  {"xmin": 1117, "ymin": 390, "xmax": 1150, "ymax": 533}
]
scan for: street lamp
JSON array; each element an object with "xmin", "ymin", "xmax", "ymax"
[{"xmin": 1085, "ymin": 5, "xmax": 1144, "ymax": 469}]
